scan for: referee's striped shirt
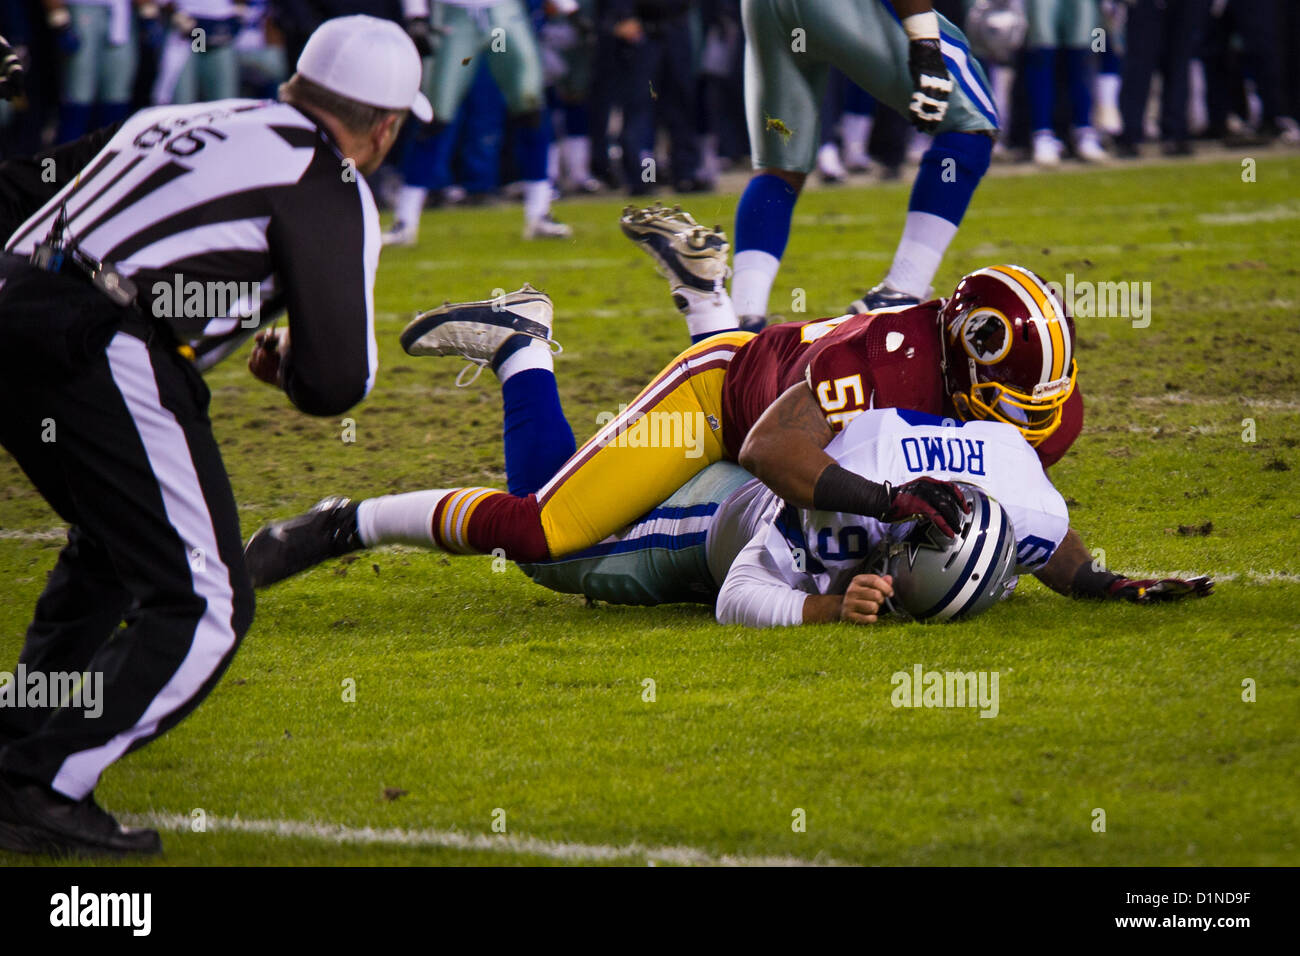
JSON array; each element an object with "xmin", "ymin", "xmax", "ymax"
[{"xmin": 4, "ymin": 98, "xmax": 380, "ymax": 416}]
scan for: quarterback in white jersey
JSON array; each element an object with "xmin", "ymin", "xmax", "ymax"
[{"xmin": 715, "ymin": 408, "xmax": 1070, "ymax": 627}]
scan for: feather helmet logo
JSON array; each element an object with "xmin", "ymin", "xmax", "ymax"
[{"xmin": 959, "ymin": 308, "xmax": 1013, "ymax": 364}]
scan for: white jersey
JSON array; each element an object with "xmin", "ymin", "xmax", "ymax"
[
  {"xmin": 704, "ymin": 476, "xmax": 781, "ymax": 587},
  {"xmin": 716, "ymin": 409, "xmax": 1071, "ymax": 627}
]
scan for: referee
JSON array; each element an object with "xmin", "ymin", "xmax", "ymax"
[{"xmin": 0, "ymin": 16, "xmax": 431, "ymax": 857}]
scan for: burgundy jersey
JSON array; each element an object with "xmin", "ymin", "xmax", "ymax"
[
  {"xmin": 719, "ymin": 306, "xmax": 1083, "ymax": 468},
  {"xmin": 1034, "ymin": 387, "xmax": 1083, "ymax": 468}
]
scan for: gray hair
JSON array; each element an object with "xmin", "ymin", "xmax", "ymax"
[{"xmin": 278, "ymin": 74, "xmax": 406, "ymax": 135}]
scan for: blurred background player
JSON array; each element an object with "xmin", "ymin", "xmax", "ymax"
[
  {"xmin": 1198, "ymin": 0, "xmax": 1287, "ymax": 147},
  {"xmin": 813, "ymin": 69, "xmax": 872, "ymax": 183},
  {"xmin": 7, "ymin": 0, "xmax": 1293, "ymax": 171},
  {"xmin": 729, "ymin": 0, "xmax": 998, "ymax": 328},
  {"xmin": 385, "ymin": 0, "xmax": 571, "ymax": 244},
  {"xmin": 47, "ymin": 0, "xmax": 154, "ymax": 141},
  {"xmin": 694, "ymin": 0, "xmax": 747, "ymax": 190},
  {"xmin": 540, "ymin": 0, "xmax": 602, "ymax": 193},
  {"xmin": 1114, "ymin": 0, "xmax": 1210, "ymax": 156},
  {"xmin": 151, "ymin": 0, "xmax": 243, "ymax": 105},
  {"xmin": 233, "ymin": 0, "xmax": 289, "ymax": 99},
  {"xmin": 602, "ymin": 0, "xmax": 705, "ymax": 194},
  {"xmin": 1092, "ymin": 0, "xmax": 1123, "ymax": 138},
  {"xmin": 1023, "ymin": 0, "xmax": 1106, "ymax": 165},
  {"xmin": 963, "ymin": 0, "xmax": 1029, "ymax": 156}
]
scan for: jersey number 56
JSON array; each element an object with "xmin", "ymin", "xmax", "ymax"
[{"xmin": 815, "ymin": 374, "xmax": 866, "ymax": 431}]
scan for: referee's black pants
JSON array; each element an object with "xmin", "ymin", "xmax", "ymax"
[{"xmin": 0, "ymin": 273, "xmax": 253, "ymax": 801}]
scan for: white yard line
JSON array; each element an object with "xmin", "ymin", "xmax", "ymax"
[
  {"xmin": 1131, "ymin": 394, "xmax": 1300, "ymax": 410},
  {"xmin": 413, "ymin": 257, "xmax": 626, "ymax": 272},
  {"xmin": 1132, "ymin": 570, "xmax": 1300, "ymax": 584},
  {"xmin": 128, "ymin": 813, "xmax": 843, "ymax": 867},
  {"xmin": 1198, "ymin": 204, "xmax": 1300, "ymax": 226},
  {"xmin": 0, "ymin": 529, "xmax": 67, "ymax": 541}
]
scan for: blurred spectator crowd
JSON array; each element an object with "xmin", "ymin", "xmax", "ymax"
[{"xmin": 2, "ymin": 0, "xmax": 1298, "ymax": 203}]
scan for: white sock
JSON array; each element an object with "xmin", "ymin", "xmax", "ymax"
[
  {"xmin": 1095, "ymin": 71, "xmax": 1120, "ymax": 114},
  {"xmin": 562, "ymin": 135, "xmax": 591, "ymax": 182},
  {"xmin": 841, "ymin": 112, "xmax": 872, "ymax": 161},
  {"xmin": 1187, "ymin": 60, "xmax": 1208, "ymax": 135},
  {"xmin": 356, "ymin": 490, "xmax": 447, "ymax": 548},
  {"xmin": 883, "ymin": 211, "xmax": 958, "ymax": 299},
  {"xmin": 546, "ymin": 143, "xmax": 560, "ymax": 184},
  {"xmin": 394, "ymin": 185, "xmax": 426, "ymax": 233},
  {"xmin": 731, "ymin": 249, "xmax": 781, "ymax": 318},
  {"xmin": 495, "ymin": 338, "xmax": 554, "ymax": 383},
  {"xmin": 698, "ymin": 132, "xmax": 720, "ymax": 181},
  {"xmin": 673, "ymin": 285, "xmax": 738, "ymax": 339},
  {"xmin": 991, "ymin": 65, "xmax": 1016, "ymax": 136},
  {"xmin": 523, "ymin": 179, "xmax": 551, "ymax": 223}
]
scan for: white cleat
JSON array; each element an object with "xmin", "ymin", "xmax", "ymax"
[
  {"xmin": 846, "ymin": 283, "xmax": 928, "ymax": 316},
  {"xmin": 1074, "ymin": 128, "xmax": 1109, "ymax": 162},
  {"xmin": 400, "ymin": 282, "xmax": 562, "ymax": 386},
  {"xmin": 1094, "ymin": 102, "xmax": 1123, "ymax": 138},
  {"xmin": 522, "ymin": 216, "xmax": 574, "ymax": 240},
  {"xmin": 843, "ymin": 147, "xmax": 873, "ymax": 174},
  {"xmin": 381, "ymin": 222, "xmax": 419, "ymax": 247},
  {"xmin": 817, "ymin": 142, "xmax": 849, "ymax": 183},
  {"xmin": 1032, "ymin": 132, "xmax": 1064, "ymax": 167},
  {"xmin": 1277, "ymin": 116, "xmax": 1300, "ymax": 146},
  {"xmin": 620, "ymin": 203, "xmax": 731, "ymax": 294}
]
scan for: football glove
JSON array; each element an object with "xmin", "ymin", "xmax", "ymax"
[
  {"xmin": 0, "ymin": 35, "xmax": 23, "ymax": 100},
  {"xmin": 906, "ymin": 38, "xmax": 953, "ymax": 133},
  {"xmin": 1107, "ymin": 576, "xmax": 1215, "ymax": 603},
  {"xmin": 883, "ymin": 477, "xmax": 970, "ymax": 540}
]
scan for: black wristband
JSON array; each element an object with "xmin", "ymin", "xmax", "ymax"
[
  {"xmin": 812, "ymin": 463, "xmax": 891, "ymax": 517},
  {"xmin": 1071, "ymin": 561, "xmax": 1123, "ymax": 599}
]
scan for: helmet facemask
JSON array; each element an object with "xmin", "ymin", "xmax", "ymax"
[
  {"xmin": 956, "ymin": 357, "xmax": 1077, "ymax": 446},
  {"xmin": 940, "ymin": 266, "xmax": 1079, "ymax": 446}
]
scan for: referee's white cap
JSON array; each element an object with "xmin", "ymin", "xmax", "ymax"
[{"xmin": 297, "ymin": 15, "xmax": 434, "ymax": 123}]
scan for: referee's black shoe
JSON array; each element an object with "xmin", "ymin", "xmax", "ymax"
[
  {"xmin": 0, "ymin": 771, "xmax": 162, "ymax": 857},
  {"xmin": 244, "ymin": 496, "xmax": 364, "ymax": 588}
]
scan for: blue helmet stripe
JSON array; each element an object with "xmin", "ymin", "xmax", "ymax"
[
  {"xmin": 918, "ymin": 491, "xmax": 990, "ymax": 619},
  {"xmin": 949, "ymin": 502, "xmax": 1011, "ymax": 619}
]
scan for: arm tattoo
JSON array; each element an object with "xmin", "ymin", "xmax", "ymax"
[{"xmin": 772, "ymin": 384, "xmax": 835, "ymax": 449}]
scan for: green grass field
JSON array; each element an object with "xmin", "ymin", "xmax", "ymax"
[{"xmin": 2, "ymin": 154, "xmax": 1298, "ymax": 866}]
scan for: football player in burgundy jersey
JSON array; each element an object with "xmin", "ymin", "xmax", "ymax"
[{"xmin": 720, "ymin": 271, "xmax": 1083, "ymax": 469}]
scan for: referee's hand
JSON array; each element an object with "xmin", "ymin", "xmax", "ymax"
[{"xmin": 249, "ymin": 328, "xmax": 288, "ymax": 386}]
